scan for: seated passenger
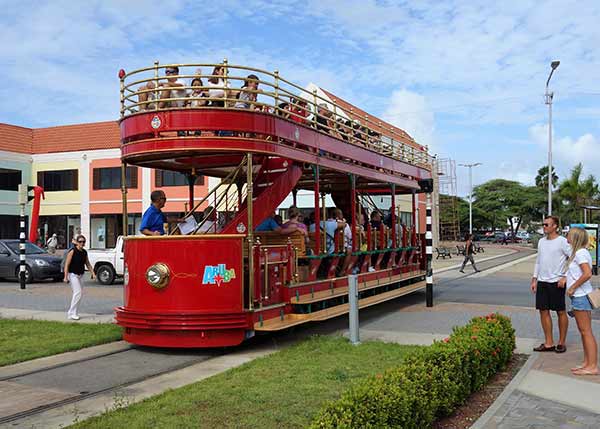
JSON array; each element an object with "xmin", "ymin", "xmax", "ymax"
[
  {"xmin": 282, "ymin": 207, "xmax": 308, "ymax": 236},
  {"xmin": 309, "ymin": 208, "xmax": 346, "ymax": 253},
  {"xmin": 138, "ymin": 81, "xmax": 157, "ymax": 111},
  {"xmin": 315, "ymin": 104, "xmax": 330, "ymax": 133},
  {"xmin": 234, "ymin": 74, "xmax": 259, "ymax": 109},
  {"xmin": 206, "ymin": 65, "xmax": 228, "ymax": 107},
  {"xmin": 188, "ymin": 77, "xmax": 208, "ymax": 107},
  {"xmin": 370, "ymin": 210, "xmax": 384, "ymax": 230},
  {"xmin": 289, "ymin": 98, "xmax": 309, "ymax": 125},
  {"xmin": 256, "ymin": 212, "xmax": 299, "ymax": 234},
  {"xmin": 197, "ymin": 206, "xmax": 221, "ymax": 233},
  {"xmin": 158, "ymin": 66, "xmax": 188, "ymax": 108}
]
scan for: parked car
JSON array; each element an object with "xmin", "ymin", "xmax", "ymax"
[
  {"xmin": 516, "ymin": 231, "xmax": 530, "ymax": 241},
  {"xmin": 0, "ymin": 240, "xmax": 63, "ymax": 283},
  {"xmin": 492, "ymin": 232, "xmax": 507, "ymax": 243},
  {"xmin": 87, "ymin": 236, "xmax": 124, "ymax": 285}
]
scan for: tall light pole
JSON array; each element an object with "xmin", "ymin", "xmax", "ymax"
[
  {"xmin": 545, "ymin": 60, "xmax": 560, "ymax": 215},
  {"xmin": 459, "ymin": 163, "xmax": 482, "ymax": 234}
]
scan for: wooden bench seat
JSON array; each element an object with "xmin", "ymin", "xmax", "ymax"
[{"xmin": 253, "ymin": 230, "xmax": 307, "ymax": 256}]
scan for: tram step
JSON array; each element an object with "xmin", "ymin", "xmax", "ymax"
[
  {"xmin": 309, "ymin": 280, "xmax": 426, "ymax": 321},
  {"xmin": 290, "ymin": 271, "xmax": 425, "ymax": 304},
  {"xmin": 253, "ymin": 313, "xmax": 309, "ymax": 331},
  {"xmin": 255, "ymin": 280, "xmax": 426, "ymax": 332}
]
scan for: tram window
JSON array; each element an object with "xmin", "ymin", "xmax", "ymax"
[
  {"xmin": 155, "ymin": 170, "xmax": 205, "ymax": 187},
  {"xmin": 0, "ymin": 168, "xmax": 21, "ymax": 191},
  {"xmin": 93, "ymin": 167, "xmax": 138, "ymax": 190},
  {"xmin": 37, "ymin": 169, "xmax": 78, "ymax": 192}
]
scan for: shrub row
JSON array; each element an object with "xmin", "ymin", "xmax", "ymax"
[{"xmin": 311, "ymin": 313, "xmax": 516, "ymax": 428}]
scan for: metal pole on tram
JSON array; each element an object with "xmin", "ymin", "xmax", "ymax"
[
  {"xmin": 426, "ymin": 192, "xmax": 433, "ymax": 307},
  {"xmin": 348, "ymin": 274, "xmax": 360, "ymax": 345},
  {"xmin": 313, "ymin": 166, "xmax": 320, "ymax": 255},
  {"xmin": 246, "ymin": 154, "xmax": 254, "ymax": 310}
]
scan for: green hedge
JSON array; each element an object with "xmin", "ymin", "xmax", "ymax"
[{"xmin": 311, "ymin": 313, "xmax": 515, "ymax": 428}]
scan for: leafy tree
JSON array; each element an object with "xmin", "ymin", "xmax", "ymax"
[
  {"xmin": 473, "ymin": 179, "xmax": 545, "ymax": 241},
  {"xmin": 557, "ymin": 163, "xmax": 600, "ymax": 224},
  {"xmin": 535, "ymin": 166, "xmax": 558, "ymax": 192}
]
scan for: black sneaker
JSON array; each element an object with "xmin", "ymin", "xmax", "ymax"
[{"xmin": 459, "ymin": 270, "xmax": 465, "ymax": 273}]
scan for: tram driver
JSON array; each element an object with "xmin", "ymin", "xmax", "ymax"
[{"xmin": 140, "ymin": 190, "xmax": 180, "ymax": 236}]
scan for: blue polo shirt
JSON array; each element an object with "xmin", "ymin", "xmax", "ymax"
[
  {"xmin": 256, "ymin": 217, "xmax": 279, "ymax": 232},
  {"xmin": 140, "ymin": 204, "xmax": 166, "ymax": 235}
]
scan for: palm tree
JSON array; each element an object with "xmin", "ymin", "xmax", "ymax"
[
  {"xmin": 535, "ymin": 166, "xmax": 558, "ymax": 192},
  {"xmin": 557, "ymin": 163, "xmax": 600, "ymax": 224}
]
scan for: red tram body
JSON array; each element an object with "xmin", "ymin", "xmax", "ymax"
[{"xmin": 115, "ymin": 62, "xmax": 434, "ymax": 348}]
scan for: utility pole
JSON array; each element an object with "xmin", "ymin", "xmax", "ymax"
[
  {"xmin": 458, "ymin": 163, "xmax": 482, "ymax": 234},
  {"xmin": 545, "ymin": 60, "xmax": 560, "ymax": 215}
]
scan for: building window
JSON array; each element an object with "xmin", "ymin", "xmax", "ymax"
[
  {"xmin": 155, "ymin": 170, "xmax": 204, "ymax": 187},
  {"xmin": 37, "ymin": 169, "xmax": 78, "ymax": 191},
  {"xmin": 0, "ymin": 168, "xmax": 22, "ymax": 191},
  {"xmin": 93, "ymin": 166, "xmax": 138, "ymax": 190}
]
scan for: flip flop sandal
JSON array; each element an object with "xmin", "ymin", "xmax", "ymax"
[
  {"xmin": 533, "ymin": 343, "xmax": 556, "ymax": 352},
  {"xmin": 555, "ymin": 344, "xmax": 567, "ymax": 353},
  {"xmin": 572, "ymin": 368, "xmax": 599, "ymax": 376},
  {"xmin": 571, "ymin": 365, "xmax": 585, "ymax": 371}
]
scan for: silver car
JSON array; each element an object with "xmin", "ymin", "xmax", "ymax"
[{"xmin": 0, "ymin": 240, "xmax": 63, "ymax": 283}]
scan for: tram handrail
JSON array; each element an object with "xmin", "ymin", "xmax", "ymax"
[{"xmin": 119, "ymin": 61, "xmax": 433, "ymax": 169}]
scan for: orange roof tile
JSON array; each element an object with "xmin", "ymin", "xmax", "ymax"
[
  {"xmin": 0, "ymin": 123, "xmax": 33, "ymax": 154},
  {"xmin": 32, "ymin": 121, "xmax": 120, "ymax": 154},
  {"xmin": 321, "ymin": 89, "xmax": 425, "ymax": 151}
]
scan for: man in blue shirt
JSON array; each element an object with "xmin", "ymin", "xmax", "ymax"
[
  {"xmin": 140, "ymin": 190, "xmax": 168, "ymax": 236},
  {"xmin": 256, "ymin": 212, "xmax": 298, "ymax": 234}
]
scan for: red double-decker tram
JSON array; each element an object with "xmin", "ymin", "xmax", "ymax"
[{"xmin": 115, "ymin": 62, "xmax": 434, "ymax": 348}]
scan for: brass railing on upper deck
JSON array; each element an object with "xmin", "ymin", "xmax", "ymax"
[{"xmin": 119, "ymin": 61, "xmax": 433, "ymax": 169}]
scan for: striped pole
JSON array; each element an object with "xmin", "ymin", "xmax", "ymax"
[
  {"xmin": 425, "ymin": 192, "xmax": 433, "ymax": 307},
  {"xmin": 19, "ymin": 203, "xmax": 27, "ymax": 289}
]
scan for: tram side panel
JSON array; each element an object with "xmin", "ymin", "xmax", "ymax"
[{"xmin": 116, "ymin": 237, "xmax": 250, "ymax": 348}]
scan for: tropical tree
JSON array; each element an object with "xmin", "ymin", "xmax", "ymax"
[
  {"xmin": 473, "ymin": 179, "xmax": 545, "ymax": 240},
  {"xmin": 535, "ymin": 165, "xmax": 558, "ymax": 192},
  {"xmin": 557, "ymin": 163, "xmax": 600, "ymax": 224}
]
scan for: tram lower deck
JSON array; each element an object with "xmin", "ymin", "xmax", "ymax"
[{"xmin": 115, "ymin": 62, "xmax": 433, "ymax": 348}]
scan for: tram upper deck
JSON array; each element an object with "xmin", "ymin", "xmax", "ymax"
[{"xmin": 119, "ymin": 61, "xmax": 433, "ymax": 191}]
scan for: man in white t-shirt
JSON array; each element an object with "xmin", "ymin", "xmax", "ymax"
[{"xmin": 531, "ymin": 215, "xmax": 572, "ymax": 353}]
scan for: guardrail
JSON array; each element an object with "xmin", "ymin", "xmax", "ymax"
[{"xmin": 119, "ymin": 60, "xmax": 432, "ymax": 168}]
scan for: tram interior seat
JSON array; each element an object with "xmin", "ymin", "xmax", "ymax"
[{"xmin": 252, "ymin": 230, "xmax": 307, "ymax": 256}]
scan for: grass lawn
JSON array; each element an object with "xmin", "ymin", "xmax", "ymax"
[
  {"xmin": 71, "ymin": 336, "xmax": 419, "ymax": 429},
  {"xmin": 0, "ymin": 319, "xmax": 122, "ymax": 367}
]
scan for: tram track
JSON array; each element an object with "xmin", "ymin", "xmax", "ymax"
[{"xmin": 0, "ymin": 346, "xmax": 223, "ymax": 426}]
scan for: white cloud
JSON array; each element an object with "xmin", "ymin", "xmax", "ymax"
[{"xmin": 382, "ymin": 89, "xmax": 435, "ymax": 150}]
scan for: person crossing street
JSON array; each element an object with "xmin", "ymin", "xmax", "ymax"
[{"xmin": 459, "ymin": 233, "xmax": 480, "ymax": 273}]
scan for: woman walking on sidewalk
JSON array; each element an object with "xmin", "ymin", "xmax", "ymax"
[
  {"xmin": 63, "ymin": 235, "xmax": 95, "ymax": 321},
  {"xmin": 565, "ymin": 227, "xmax": 598, "ymax": 375},
  {"xmin": 459, "ymin": 233, "xmax": 480, "ymax": 273}
]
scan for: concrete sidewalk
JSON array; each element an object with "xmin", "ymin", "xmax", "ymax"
[{"xmin": 0, "ymin": 307, "xmax": 114, "ymax": 323}]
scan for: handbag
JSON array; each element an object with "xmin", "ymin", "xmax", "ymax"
[{"xmin": 587, "ymin": 288, "xmax": 600, "ymax": 309}]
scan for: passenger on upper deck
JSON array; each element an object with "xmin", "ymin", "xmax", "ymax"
[
  {"xmin": 288, "ymin": 98, "xmax": 309, "ymax": 125},
  {"xmin": 158, "ymin": 66, "xmax": 187, "ymax": 108},
  {"xmin": 206, "ymin": 65, "xmax": 228, "ymax": 107},
  {"xmin": 140, "ymin": 190, "xmax": 168, "ymax": 236},
  {"xmin": 138, "ymin": 81, "xmax": 157, "ymax": 111},
  {"xmin": 188, "ymin": 77, "xmax": 208, "ymax": 107},
  {"xmin": 234, "ymin": 74, "xmax": 259, "ymax": 109}
]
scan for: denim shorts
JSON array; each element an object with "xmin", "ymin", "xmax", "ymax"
[{"xmin": 571, "ymin": 295, "xmax": 593, "ymax": 311}]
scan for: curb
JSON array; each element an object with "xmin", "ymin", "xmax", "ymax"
[
  {"xmin": 470, "ymin": 253, "xmax": 537, "ymax": 278},
  {"xmin": 470, "ymin": 352, "xmax": 539, "ymax": 429}
]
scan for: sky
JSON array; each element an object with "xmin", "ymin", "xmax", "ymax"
[{"xmin": 1, "ymin": 0, "xmax": 599, "ymax": 197}]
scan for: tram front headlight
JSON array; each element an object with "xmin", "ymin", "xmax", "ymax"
[{"xmin": 145, "ymin": 263, "xmax": 170, "ymax": 289}]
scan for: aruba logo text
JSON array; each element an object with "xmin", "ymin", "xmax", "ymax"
[{"xmin": 202, "ymin": 264, "xmax": 236, "ymax": 287}]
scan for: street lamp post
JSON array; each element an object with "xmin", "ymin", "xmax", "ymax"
[
  {"xmin": 459, "ymin": 163, "xmax": 482, "ymax": 235},
  {"xmin": 545, "ymin": 60, "xmax": 560, "ymax": 216}
]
